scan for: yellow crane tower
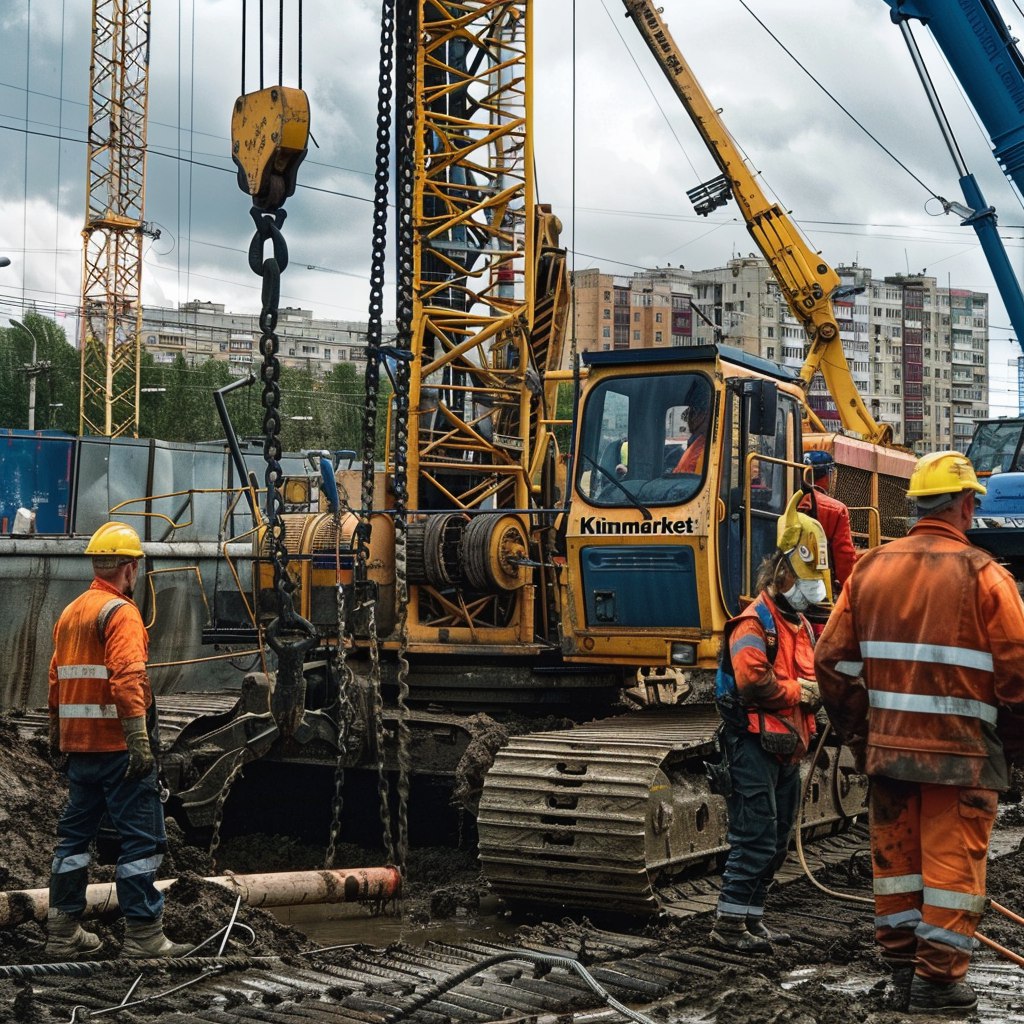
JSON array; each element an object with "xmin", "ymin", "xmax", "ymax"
[{"xmin": 78, "ymin": 0, "xmax": 152, "ymax": 438}]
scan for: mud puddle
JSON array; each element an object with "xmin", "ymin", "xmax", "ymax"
[{"xmin": 268, "ymin": 891, "xmax": 518, "ymax": 947}]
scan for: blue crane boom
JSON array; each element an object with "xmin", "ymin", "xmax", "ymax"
[{"xmin": 884, "ymin": 0, "xmax": 1024, "ymax": 354}]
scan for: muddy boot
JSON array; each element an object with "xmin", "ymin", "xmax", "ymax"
[
  {"xmin": 122, "ymin": 916, "xmax": 192, "ymax": 958},
  {"xmin": 45, "ymin": 908, "xmax": 102, "ymax": 959},
  {"xmin": 746, "ymin": 917, "xmax": 791, "ymax": 945},
  {"xmin": 884, "ymin": 964, "xmax": 915, "ymax": 1012},
  {"xmin": 709, "ymin": 912, "xmax": 772, "ymax": 953},
  {"xmin": 908, "ymin": 976, "xmax": 978, "ymax": 1015}
]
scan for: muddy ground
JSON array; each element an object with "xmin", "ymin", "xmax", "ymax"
[{"xmin": 2, "ymin": 714, "xmax": 1023, "ymax": 1024}]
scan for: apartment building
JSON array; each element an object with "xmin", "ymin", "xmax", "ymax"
[
  {"xmin": 572, "ymin": 255, "xmax": 989, "ymax": 453},
  {"xmin": 141, "ymin": 301, "xmax": 397, "ymax": 375}
]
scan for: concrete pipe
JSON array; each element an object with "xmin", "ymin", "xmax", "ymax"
[{"xmin": 0, "ymin": 866, "xmax": 402, "ymax": 927}]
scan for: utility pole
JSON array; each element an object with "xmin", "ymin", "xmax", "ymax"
[{"xmin": 9, "ymin": 317, "xmax": 51, "ymax": 431}]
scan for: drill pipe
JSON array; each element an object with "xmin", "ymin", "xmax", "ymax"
[{"xmin": 0, "ymin": 866, "xmax": 401, "ymax": 927}]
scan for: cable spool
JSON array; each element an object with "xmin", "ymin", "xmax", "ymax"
[
  {"xmin": 460, "ymin": 513, "xmax": 529, "ymax": 592},
  {"xmin": 407, "ymin": 513, "xmax": 468, "ymax": 587}
]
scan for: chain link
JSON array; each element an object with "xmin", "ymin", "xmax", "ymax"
[
  {"xmin": 324, "ymin": 511, "xmax": 354, "ymax": 869},
  {"xmin": 391, "ymin": 0, "xmax": 417, "ymax": 875},
  {"xmin": 355, "ymin": 0, "xmax": 399, "ymax": 865},
  {"xmin": 207, "ymin": 749, "xmax": 247, "ymax": 872}
]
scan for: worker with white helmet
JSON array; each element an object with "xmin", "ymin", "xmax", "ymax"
[
  {"xmin": 815, "ymin": 451, "xmax": 1024, "ymax": 1015},
  {"xmin": 46, "ymin": 522, "xmax": 190, "ymax": 960}
]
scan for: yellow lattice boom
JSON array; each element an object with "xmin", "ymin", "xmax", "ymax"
[{"xmin": 78, "ymin": 0, "xmax": 152, "ymax": 438}]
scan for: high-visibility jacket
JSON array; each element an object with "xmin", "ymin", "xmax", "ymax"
[
  {"xmin": 672, "ymin": 433, "xmax": 706, "ymax": 474},
  {"xmin": 814, "ymin": 518, "xmax": 1024, "ymax": 791},
  {"xmin": 799, "ymin": 486, "xmax": 857, "ymax": 589},
  {"xmin": 722, "ymin": 591, "xmax": 818, "ymax": 763},
  {"xmin": 48, "ymin": 578, "xmax": 151, "ymax": 752}
]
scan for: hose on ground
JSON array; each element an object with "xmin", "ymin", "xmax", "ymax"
[{"xmin": 384, "ymin": 949, "xmax": 656, "ymax": 1024}]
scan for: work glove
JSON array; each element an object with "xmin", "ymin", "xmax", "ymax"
[
  {"xmin": 48, "ymin": 712, "xmax": 68, "ymax": 773},
  {"xmin": 797, "ymin": 678, "xmax": 821, "ymax": 712},
  {"xmin": 122, "ymin": 716, "xmax": 155, "ymax": 781}
]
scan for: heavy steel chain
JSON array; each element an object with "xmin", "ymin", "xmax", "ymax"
[
  {"xmin": 247, "ymin": 205, "xmax": 317, "ymax": 655},
  {"xmin": 208, "ymin": 749, "xmax": 247, "ymax": 872},
  {"xmin": 391, "ymin": 0, "xmax": 417, "ymax": 874},
  {"xmin": 359, "ymin": 0, "xmax": 397, "ymax": 866},
  {"xmin": 324, "ymin": 510, "xmax": 354, "ymax": 869}
]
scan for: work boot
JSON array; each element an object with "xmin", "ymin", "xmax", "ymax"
[
  {"xmin": 45, "ymin": 908, "xmax": 102, "ymax": 959},
  {"xmin": 709, "ymin": 912, "xmax": 772, "ymax": 953},
  {"xmin": 122, "ymin": 916, "xmax": 192, "ymax": 958},
  {"xmin": 884, "ymin": 964, "xmax": 915, "ymax": 1012},
  {"xmin": 908, "ymin": 976, "xmax": 978, "ymax": 1015},
  {"xmin": 746, "ymin": 916, "xmax": 791, "ymax": 945}
]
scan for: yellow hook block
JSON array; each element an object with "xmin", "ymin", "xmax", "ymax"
[{"xmin": 231, "ymin": 86, "xmax": 310, "ymax": 209}]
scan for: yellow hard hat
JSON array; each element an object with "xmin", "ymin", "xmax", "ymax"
[
  {"xmin": 777, "ymin": 491, "xmax": 829, "ymax": 584},
  {"xmin": 906, "ymin": 451, "xmax": 986, "ymax": 499},
  {"xmin": 85, "ymin": 521, "xmax": 144, "ymax": 559}
]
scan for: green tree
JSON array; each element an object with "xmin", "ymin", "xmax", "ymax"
[{"xmin": 0, "ymin": 314, "xmax": 81, "ymax": 431}]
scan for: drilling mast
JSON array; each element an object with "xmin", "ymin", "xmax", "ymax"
[{"xmin": 78, "ymin": 0, "xmax": 152, "ymax": 438}]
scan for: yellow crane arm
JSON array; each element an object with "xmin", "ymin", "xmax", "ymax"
[{"xmin": 622, "ymin": 0, "xmax": 891, "ymax": 446}]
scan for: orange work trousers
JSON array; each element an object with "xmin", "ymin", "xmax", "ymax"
[{"xmin": 869, "ymin": 776, "xmax": 997, "ymax": 982}]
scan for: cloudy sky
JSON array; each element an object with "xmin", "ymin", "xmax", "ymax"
[{"xmin": 3, "ymin": 0, "xmax": 1024, "ymax": 414}]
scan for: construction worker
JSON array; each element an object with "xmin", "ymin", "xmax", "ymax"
[
  {"xmin": 46, "ymin": 522, "xmax": 190, "ymax": 960},
  {"xmin": 672, "ymin": 388, "xmax": 711, "ymax": 474},
  {"xmin": 799, "ymin": 450, "xmax": 857, "ymax": 590},
  {"xmin": 815, "ymin": 451, "xmax": 1024, "ymax": 1016},
  {"xmin": 710, "ymin": 491, "xmax": 829, "ymax": 952}
]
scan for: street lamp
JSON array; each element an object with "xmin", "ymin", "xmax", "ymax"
[{"xmin": 9, "ymin": 317, "xmax": 50, "ymax": 431}]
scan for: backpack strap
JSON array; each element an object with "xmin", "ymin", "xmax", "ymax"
[{"xmin": 753, "ymin": 599, "xmax": 778, "ymax": 665}]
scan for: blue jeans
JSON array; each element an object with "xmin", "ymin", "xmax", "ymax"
[
  {"xmin": 50, "ymin": 752, "xmax": 167, "ymax": 921},
  {"xmin": 717, "ymin": 728, "xmax": 801, "ymax": 918}
]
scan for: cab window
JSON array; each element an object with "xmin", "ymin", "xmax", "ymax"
[{"xmin": 576, "ymin": 373, "xmax": 713, "ymax": 506}]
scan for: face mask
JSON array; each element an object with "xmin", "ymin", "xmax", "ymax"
[{"xmin": 782, "ymin": 577, "xmax": 826, "ymax": 610}]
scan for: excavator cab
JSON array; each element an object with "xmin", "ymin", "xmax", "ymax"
[{"xmin": 561, "ymin": 344, "xmax": 807, "ymax": 673}]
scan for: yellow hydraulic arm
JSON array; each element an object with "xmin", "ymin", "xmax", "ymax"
[{"xmin": 623, "ymin": 0, "xmax": 892, "ymax": 446}]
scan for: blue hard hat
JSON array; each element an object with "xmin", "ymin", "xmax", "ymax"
[{"xmin": 803, "ymin": 450, "xmax": 834, "ymax": 471}]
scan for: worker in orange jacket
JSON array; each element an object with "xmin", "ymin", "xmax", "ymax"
[
  {"xmin": 46, "ymin": 522, "xmax": 190, "ymax": 960},
  {"xmin": 672, "ymin": 386, "xmax": 711, "ymax": 475},
  {"xmin": 799, "ymin": 450, "xmax": 857, "ymax": 590},
  {"xmin": 710, "ymin": 491, "xmax": 829, "ymax": 953},
  {"xmin": 815, "ymin": 451, "xmax": 1024, "ymax": 1016}
]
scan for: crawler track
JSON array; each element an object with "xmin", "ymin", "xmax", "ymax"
[{"xmin": 477, "ymin": 707, "xmax": 866, "ymax": 914}]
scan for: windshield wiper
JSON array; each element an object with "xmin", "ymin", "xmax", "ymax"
[{"xmin": 579, "ymin": 452, "xmax": 652, "ymax": 520}]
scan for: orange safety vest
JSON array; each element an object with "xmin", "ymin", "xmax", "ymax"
[
  {"xmin": 48, "ymin": 579, "xmax": 151, "ymax": 753},
  {"xmin": 815, "ymin": 518, "xmax": 1024, "ymax": 790},
  {"xmin": 723, "ymin": 592, "xmax": 818, "ymax": 763}
]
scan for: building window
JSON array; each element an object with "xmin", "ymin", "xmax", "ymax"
[
  {"xmin": 655, "ymin": 312, "xmax": 663, "ymax": 323},
  {"xmin": 655, "ymin": 332, "xmax": 663, "ymax": 343},
  {"xmin": 602, "ymin": 326, "xmax": 610, "ymax": 338},
  {"xmin": 603, "ymin": 309, "xmax": 610, "ymax": 319},
  {"xmin": 633, "ymin": 330, "xmax": 640, "ymax": 341}
]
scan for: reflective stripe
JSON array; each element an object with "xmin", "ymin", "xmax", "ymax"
[
  {"xmin": 874, "ymin": 873, "xmax": 923, "ymax": 896},
  {"xmin": 915, "ymin": 922, "xmax": 979, "ymax": 951},
  {"xmin": 745, "ymin": 907, "xmax": 764, "ymax": 919},
  {"xmin": 57, "ymin": 664, "xmax": 109, "ymax": 680},
  {"xmin": 116, "ymin": 853, "xmax": 164, "ymax": 879},
  {"xmin": 859, "ymin": 640, "xmax": 993, "ymax": 673},
  {"xmin": 716, "ymin": 899, "xmax": 752, "ymax": 916},
  {"xmin": 923, "ymin": 887, "xmax": 987, "ymax": 914},
  {"xmin": 52, "ymin": 852, "xmax": 91, "ymax": 874},
  {"xmin": 835, "ymin": 660, "xmax": 863, "ymax": 677},
  {"xmin": 868, "ymin": 690, "xmax": 998, "ymax": 725},
  {"xmin": 731, "ymin": 635, "xmax": 766, "ymax": 655},
  {"xmin": 59, "ymin": 704, "xmax": 119, "ymax": 719},
  {"xmin": 875, "ymin": 909, "xmax": 922, "ymax": 930}
]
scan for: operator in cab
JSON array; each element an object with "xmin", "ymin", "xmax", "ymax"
[
  {"xmin": 710, "ymin": 492, "xmax": 828, "ymax": 953},
  {"xmin": 671, "ymin": 388, "xmax": 711, "ymax": 474}
]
